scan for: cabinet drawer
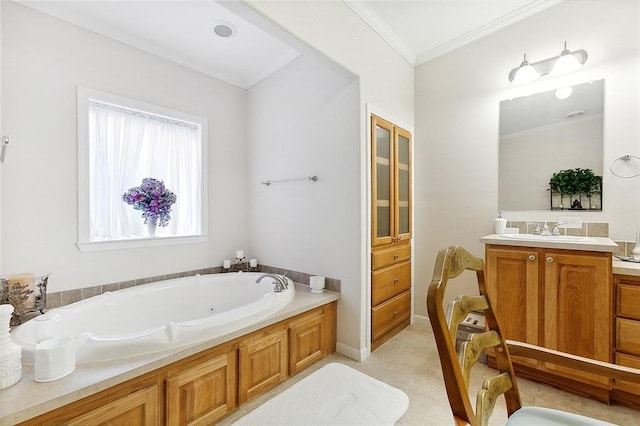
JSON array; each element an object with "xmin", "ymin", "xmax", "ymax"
[
  {"xmin": 372, "ymin": 261, "xmax": 411, "ymax": 306},
  {"xmin": 372, "ymin": 244, "xmax": 411, "ymax": 270},
  {"xmin": 617, "ymin": 318, "xmax": 640, "ymax": 355},
  {"xmin": 371, "ymin": 290, "xmax": 411, "ymax": 341},
  {"xmin": 617, "ymin": 283, "xmax": 640, "ymax": 320},
  {"xmin": 614, "ymin": 352, "xmax": 640, "ymax": 394}
]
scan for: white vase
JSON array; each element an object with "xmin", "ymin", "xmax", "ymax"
[
  {"xmin": 0, "ymin": 304, "xmax": 22, "ymax": 389},
  {"xmin": 147, "ymin": 221, "xmax": 157, "ymax": 237}
]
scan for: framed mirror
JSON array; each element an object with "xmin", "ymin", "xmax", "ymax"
[{"xmin": 498, "ymin": 79, "xmax": 604, "ymax": 211}]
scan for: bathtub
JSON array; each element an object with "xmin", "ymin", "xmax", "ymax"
[{"xmin": 12, "ymin": 272, "xmax": 295, "ymax": 364}]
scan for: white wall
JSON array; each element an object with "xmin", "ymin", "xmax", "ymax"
[
  {"xmin": 1, "ymin": 2, "xmax": 248, "ymax": 291},
  {"xmin": 414, "ymin": 0, "xmax": 640, "ymax": 315},
  {"xmin": 241, "ymin": 0, "xmax": 414, "ymax": 359},
  {"xmin": 246, "ymin": 52, "xmax": 359, "ymax": 353}
]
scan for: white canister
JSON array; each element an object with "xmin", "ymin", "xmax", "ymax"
[
  {"xmin": 34, "ymin": 336, "xmax": 76, "ymax": 382},
  {"xmin": 309, "ymin": 276, "xmax": 326, "ymax": 293}
]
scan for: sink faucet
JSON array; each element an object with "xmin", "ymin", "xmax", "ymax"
[{"xmin": 256, "ymin": 273, "xmax": 289, "ymax": 293}]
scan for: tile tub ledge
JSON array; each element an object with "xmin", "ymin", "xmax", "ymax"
[
  {"xmin": 0, "ymin": 284, "xmax": 340, "ymax": 425},
  {"xmin": 480, "ymin": 234, "xmax": 618, "ymax": 253}
]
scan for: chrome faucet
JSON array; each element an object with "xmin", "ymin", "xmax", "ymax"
[{"xmin": 256, "ymin": 273, "xmax": 289, "ymax": 293}]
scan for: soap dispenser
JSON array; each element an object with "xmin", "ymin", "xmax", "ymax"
[{"xmin": 494, "ymin": 211, "xmax": 507, "ymax": 235}]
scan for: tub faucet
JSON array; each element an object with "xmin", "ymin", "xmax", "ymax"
[{"xmin": 256, "ymin": 274, "xmax": 289, "ymax": 293}]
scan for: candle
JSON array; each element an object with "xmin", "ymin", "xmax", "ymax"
[
  {"xmin": 8, "ymin": 273, "xmax": 36, "ymax": 312},
  {"xmin": 310, "ymin": 276, "xmax": 325, "ymax": 294},
  {"xmin": 249, "ymin": 259, "xmax": 257, "ymax": 268},
  {"xmin": 236, "ymin": 250, "xmax": 245, "ymax": 259},
  {"xmin": 223, "ymin": 260, "xmax": 231, "ymax": 269}
]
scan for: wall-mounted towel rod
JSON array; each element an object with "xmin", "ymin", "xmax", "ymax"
[
  {"xmin": 261, "ymin": 175, "xmax": 318, "ymax": 186},
  {"xmin": 610, "ymin": 153, "xmax": 640, "ymax": 178},
  {"xmin": 0, "ymin": 136, "xmax": 8, "ymax": 163}
]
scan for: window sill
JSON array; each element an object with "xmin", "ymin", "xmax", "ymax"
[{"xmin": 77, "ymin": 235, "xmax": 209, "ymax": 252}]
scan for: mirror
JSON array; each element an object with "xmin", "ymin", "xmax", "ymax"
[{"xmin": 498, "ymin": 79, "xmax": 604, "ymax": 211}]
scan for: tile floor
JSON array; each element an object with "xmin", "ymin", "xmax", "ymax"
[{"xmin": 221, "ymin": 319, "xmax": 640, "ymax": 425}]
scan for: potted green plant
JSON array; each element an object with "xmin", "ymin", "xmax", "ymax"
[{"xmin": 548, "ymin": 168, "xmax": 602, "ymax": 210}]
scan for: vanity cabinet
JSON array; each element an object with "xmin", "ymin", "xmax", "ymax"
[
  {"xmin": 370, "ymin": 114, "xmax": 412, "ymax": 351},
  {"xmin": 613, "ymin": 274, "xmax": 640, "ymax": 404},
  {"xmin": 485, "ymin": 245, "xmax": 613, "ymax": 397}
]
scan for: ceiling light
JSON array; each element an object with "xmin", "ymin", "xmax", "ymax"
[
  {"xmin": 555, "ymin": 87, "xmax": 573, "ymax": 100},
  {"xmin": 508, "ymin": 42, "xmax": 588, "ymax": 84},
  {"xmin": 211, "ymin": 21, "xmax": 236, "ymax": 39},
  {"xmin": 511, "ymin": 54, "xmax": 539, "ymax": 84}
]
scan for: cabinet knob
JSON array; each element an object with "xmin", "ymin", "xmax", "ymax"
[
  {"xmin": 546, "ymin": 256, "xmax": 554, "ymax": 263},
  {"xmin": 393, "ymin": 277, "xmax": 399, "ymax": 284},
  {"xmin": 393, "ymin": 254, "xmax": 399, "ymax": 260},
  {"xmin": 528, "ymin": 255, "xmax": 536, "ymax": 261},
  {"xmin": 393, "ymin": 310, "xmax": 399, "ymax": 317}
]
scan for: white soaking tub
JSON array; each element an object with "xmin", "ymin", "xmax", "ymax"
[{"xmin": 12, "ymin": 272, "xmax": 295, "ymax": 364}]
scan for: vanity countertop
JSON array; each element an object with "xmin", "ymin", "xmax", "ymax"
[
  {"xmin": 480, "ymin": 234, "xmax": 618, "ymax": 253},
  {"xmin": 0, "ymin": 284, "xmax": 340, "ymax": 425},
  {"xmin": 613, "ymin": 258, "xmax": 640, "ymax": 276}
]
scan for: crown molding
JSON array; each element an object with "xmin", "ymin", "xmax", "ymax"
[
  {"xmin": 345, "ymin": 0, "xmax": 562, "ymax": 68},
  {"xmin": 344, "ymin": 0, "xmax": 416, "ymax": 66}
]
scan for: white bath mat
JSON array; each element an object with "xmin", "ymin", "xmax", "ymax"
[{"xmin": 232, "ymin": 362, "xmax": 409, "ymax": 425}]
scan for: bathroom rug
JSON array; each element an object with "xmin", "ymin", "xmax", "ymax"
[{"xmin": 232, "ymin": 362, "xmax": 409, "ymax": 425}]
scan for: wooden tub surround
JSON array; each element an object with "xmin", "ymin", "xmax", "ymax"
[{"xmin": 0, "ymin": 285, "xmax": 338, "ymax": 425}]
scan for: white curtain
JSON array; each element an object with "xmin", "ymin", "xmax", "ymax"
[{"xmin": 88, "ymin": 101, "xmax": 201, "ymax": 240}]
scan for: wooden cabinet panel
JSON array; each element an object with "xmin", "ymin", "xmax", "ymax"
[
  {"xmin": 543, "ymin": 251, "xmax": 611, "ymax": 387},
  {"xmin": 617, "ymin": 282, "xmax": 640, "ymax": 321},
  {"xmin": 64, "ymin": 385, "xmax": 158, "ymax": 426},
  {"xmin": 372, "ymin": 243, "xmax": 411, "ymax": 270},
  {"xmin": 485, "ymin": 246, "xmax": 540, "ymax": 368},
  {"xmin": 239, "ymin": 327, "xmax": 288, "ymax": 403},
  {"xmin": 289, "ymin": 311, "xmax": 324, "ymax": 375},
  {"xmin": 371, "ymin": 290, "xmax": 411, "ymax": 342},
  {"xmin": 371, "ymin": 261, "xmax": 411, "ymax": 306},
  {"xmin": 166, "ymin": 348, "xmax": 236, "ymax": 426},
  {"xmin": 617, "ymin": 318, "xmax": 640, "ymax": 355},
  {"xmin": 615, "ymin": 352, "xmax": 640, "ymax": 394}
]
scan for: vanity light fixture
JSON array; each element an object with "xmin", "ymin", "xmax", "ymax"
[
  {"xmin": 508, "ymin": 41, "xmax": 588, "ymax": 84},
  {"xmin": 511, "ymin": 54, "xmax": 539, "ymax": 84}
]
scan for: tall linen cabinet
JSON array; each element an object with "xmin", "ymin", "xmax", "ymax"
[{"xmin": 370, "ymin": 114, "xmax": 412, "ymax": 351}]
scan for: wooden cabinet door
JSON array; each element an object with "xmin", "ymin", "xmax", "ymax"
[
  {"xmin": 394, "ymin": 125, "xmax": 412, "ymax": 243},
  {"xmin": 543, "ymin": 250, "xmax": 612, "ymax": 387},
  {"xmin": 64, "ymin": 385, "xmax": 158, "ymax": 426},
  {"xmin": 289, "ymin": 311, "xmax": 324, "ymax": 375},
  {"xmin": 166, "ymin": 348, "xmax": 237, "ymax": 426},
  {"xmin": 371, "ymin": 114, "xmax": 394, "ymax": 247},
  {"xmin": 239, "ymin": 327, "xmax": 288, "ymax": 403},
  {"xmin": 485, "ymin": 245, "xmax": 540, "ymax": 368}
]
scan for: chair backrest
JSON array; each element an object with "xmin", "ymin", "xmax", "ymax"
[{"xmin": 426, "ymin": 246, "xmax": 522, "ymax": 426}]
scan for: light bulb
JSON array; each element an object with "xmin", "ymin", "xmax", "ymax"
[
  {"xmin": 512, "ymin": 53, "xmax": 539, "ymax": 84},
  {"xmin": 550, "ymin": 42, "xmax": 582, "ymax": 76}
]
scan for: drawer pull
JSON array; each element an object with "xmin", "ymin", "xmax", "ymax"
[
  {"xmin": 393, "ymin": 310, "xmax": 399, "ymax": 318},
  {"xmin": 546, "ymin": 256, "xmax": 554, "ymax": 263},
  {"xmin": 393, "ymin": 277, "xmax": 399, "ymax": 284},
  {"xmin": 528, "ymin": 255, "xmax": 536, "ymax": 261},
  {"xmin": 393, "ymin": 254, "xmax": 399, "ymax": 260}
]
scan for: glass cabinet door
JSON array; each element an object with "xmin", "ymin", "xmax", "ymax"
[
  {"xmin": 371, "ymin": 115, "xmax": 394, "ymax": 246},
  {"xmin": 395, "ymin": 127, "xmax": 411, "ymax": 242}
]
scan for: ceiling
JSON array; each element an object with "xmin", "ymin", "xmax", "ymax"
[{"xmin": 16, "ymin": 0, "xmax": 561, "ymax": 89}]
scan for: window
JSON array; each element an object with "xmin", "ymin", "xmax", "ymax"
[{"xmin": 77, "ymin": 87, "xmax": 208, "ymax": 251}]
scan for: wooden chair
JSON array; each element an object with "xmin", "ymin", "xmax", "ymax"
[{"xmin": 426, "ymin": 245, "xmax": 640, "ymax": 426}]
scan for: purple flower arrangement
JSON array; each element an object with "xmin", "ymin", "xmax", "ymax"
[{"xmin": 122, "ymin": 178, "xmax": 177, "ymax": 226}]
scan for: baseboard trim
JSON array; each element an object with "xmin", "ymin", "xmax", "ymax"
[{"xmin": 336, "ymin": 342, "xmax": 369, "ymax": 362}]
